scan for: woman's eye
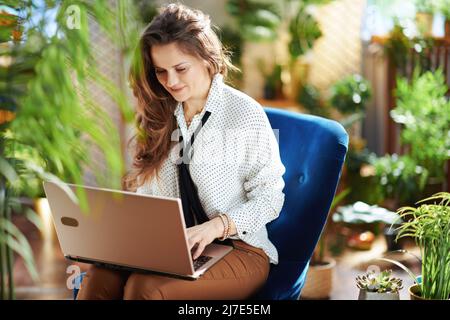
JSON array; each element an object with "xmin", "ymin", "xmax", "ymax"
[
  {"xmin": 155, "ymin": 69, "xmax": 165, "ymax": 75},
  {"xmin": 176, "ymin": 68, "xmax": 187, "ymax": 73}
]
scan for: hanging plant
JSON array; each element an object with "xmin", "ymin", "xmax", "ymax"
[
  {"xmin": 288, "ymin": 4, "xmax": 322, "ymax": 60},
  {"xmin": 226, "ymin": 0, "xmax": 281, "ymax": 42}
]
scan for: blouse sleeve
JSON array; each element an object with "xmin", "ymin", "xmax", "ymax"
[{"xmin": 225, "ymin": 107, "xmax": 285, "ymax": 240}]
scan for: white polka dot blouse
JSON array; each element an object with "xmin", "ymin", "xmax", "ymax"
[{"xmin": 136, "ymin": 73, "xmax": 286, "ymax": 264}]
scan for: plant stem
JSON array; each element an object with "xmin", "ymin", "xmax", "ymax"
[
  {"xmin": 0, "ymin": 127, "xmax": 7, "ymax": 299},
  {"xmin": 0, "ymin": 175, "xmax": 7, "ymax": 300},
  {"xmin": 436, "ymin": 237, "xmax": 447, "ymax": 299},
  {"xmin": 5, "ymin": 192, "xmax": 14, "ymax": 300}
]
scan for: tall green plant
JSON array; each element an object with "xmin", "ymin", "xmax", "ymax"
[
  {"xmin": 391, "ymin": 68, "xmax": 450, "ymax": 180},
  {"xmin": 0, "ymin": 0, "xmax": 137, "ymax": 299},
  {"xmin": 394, "ymin": 192, "xmax": 450, "ymax": 300}
]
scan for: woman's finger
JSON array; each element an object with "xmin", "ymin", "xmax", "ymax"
[
  {"xmin": 193, "ymin": 242, "xmax": 205, "ymax": 260},
  {"xmin": 188, "ymin": 237, "xmax": 197, "ymax": 251},
  {"xmin": 187, "ymin": 232, "xmax": 201, "ymax": 251},
  {"xmin": 186, "ymin": 228, "xmax": 196, "ymax": 248}
]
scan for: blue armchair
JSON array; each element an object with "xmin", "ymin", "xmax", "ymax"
[
  {"xmin": 73, "ymin": 107, "xmax": 348, "ymax": 300},
  {"xmin": 253, "ymin": 108, "xmax": 348, "ymax": 299}
]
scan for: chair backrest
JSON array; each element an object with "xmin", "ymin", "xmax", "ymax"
[{"xmin": 254, "ymin": 108, "xmax": 348, "ymax": 300}]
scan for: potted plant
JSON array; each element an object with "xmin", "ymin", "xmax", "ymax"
[
  {"xmin": 356, "ymin": 269, "xmax": 403, "ymax": 300},
  {"xmin": 379, "ymin": 192, "xmax": 450, "ymax": 300},
  {"xmin": 287, "ymin": 0, "xmax": 326, "ymax": 99},
  {"xmin": 371, "ymin": 154, "xmax": 429, "ymax": 210},
  {"xmin": 257, "ymin": 60, "xmax": 283, "ymax": 100},
  {"xmin": 384, "ymin": 22, "xmax": 413, "ymax": 74},
  {"xmin": 332, "ymin": 200, "xmax": 403, "ymax": 251},
  {"xmin": 300, "ymin": 188, "xmax": 350, "ymax": 299},
  {"xmin": 414, "ymin": 0, "xmax": 435, "ymax": 36},
  {"xmin": 226, "ymin": 0, "xmax": 281, "ymax": 42},
  {"xmin": 297, "ymin": 83, "xmax": 331, "ymax": 117},
  {"xmin": 391, "ymin": 69, "xmax": 450, "ymax": 193},
  {"xmin": 395, "ymin": 192, "xmax": 450, "ymax": 300},
  {"xmin": 435, "ymin": 0, "xmax": 450, "ymax": 39},
  {"xmin": 362, "ymin": 69, "xmax": 448, "ymax": 213},
  {"xmin": 329, "ymin": 74, "xmax": 372, "ymax": 149},
  {"xmin": 329, "ymin": 74, "xmax": 372, "ymax": 116},
  {"xmin": 226, "ymin": 0, "xmax": 332, "ymax": 100}
]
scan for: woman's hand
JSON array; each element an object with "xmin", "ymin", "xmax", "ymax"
[{"xmin": 186, "ymin": 217, "xmax": 223, "ymax": 260}]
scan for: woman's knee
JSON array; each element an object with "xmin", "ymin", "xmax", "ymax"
[
  {"xmin": 123, "ymin": 273, "xmax": 165, "ymax": 300},
  {"xmin": 76, "ymin": 265, "xmax": 129, "ymax": 300}
]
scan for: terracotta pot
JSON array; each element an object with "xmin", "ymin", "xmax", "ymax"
[
  {"xmin": 409, "ymin": 284, "xmax": 425, "ymax": 300},
  {"xmin": 300, "ymin": 258, "xmax": 336, "ymax": 299},
  {"xmin": 358, "ymin": 289, "xmax": 400, "ymax": 300},
  {"xmin": 415, "ymin": 12, "xmax": 433, "ymax": 36},
  {"xmin": 409, "ymin": 284, "xmax": 450, "ymax": 300}
]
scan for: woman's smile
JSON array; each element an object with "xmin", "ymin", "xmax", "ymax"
[{"xmin": 170, "ymin": 86, "xmax": 186, "ymax": 93}]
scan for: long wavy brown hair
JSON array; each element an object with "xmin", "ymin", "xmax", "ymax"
[{"xmin": 123, "ymin": 3, "xmax": 237, "ymax": 191}]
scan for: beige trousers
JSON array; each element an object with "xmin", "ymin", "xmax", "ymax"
[{"xmin": 76, "ymin": 240, "xmax": 270, "ymax": 300}]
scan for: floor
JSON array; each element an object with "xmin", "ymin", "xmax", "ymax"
[
  {"xmin": 11, "ymin": 214, "xmax": 88, "ymax": 300},
  {"xmin": 325, "ymin": 236, "xmax": 421, "ymax": 300},
  {"xmin": 9, "ymin": 213, "xmax": 421, "ymax": 300}
]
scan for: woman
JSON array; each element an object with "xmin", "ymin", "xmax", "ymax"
[{"xmin": 77, "ymin": 3, "xmax": 285, "ymax": 300}]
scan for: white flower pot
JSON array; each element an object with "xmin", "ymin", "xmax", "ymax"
[{"xmin": 358, "ymin": 289, "xmax": 399, "ymax": 300}]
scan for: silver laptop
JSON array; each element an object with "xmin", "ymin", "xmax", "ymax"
[{"xmin": 42, "ymin": 181, "xmax": 233, "ymax": 280}]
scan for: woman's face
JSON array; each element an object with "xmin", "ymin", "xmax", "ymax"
[{"xmin": 150, "ymin": 42, "xmax": 211, "ymax": 103}]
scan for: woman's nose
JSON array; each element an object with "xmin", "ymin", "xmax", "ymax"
[{"xmin": 166, "ymin": 70, "xmax": 179, "ymax": 87}]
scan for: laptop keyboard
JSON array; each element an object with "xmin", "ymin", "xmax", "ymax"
[{"xmin": 193, "ymin": 255, "xmax": 213, "ymax": 270}]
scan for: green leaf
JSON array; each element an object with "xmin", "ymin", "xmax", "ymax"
[
  {"xmin": 24, "ymin": 206, "xmax": 45, "ymax": 233},
  {"xmin": 376, "ymin": 257, "xmax": 418, "ymax": 284},
  {"xmin": 330, "ymin": 188, "xmax": 351, "ymax": 211},
  {"xmin": 21, "ymin": 161, "xmax": 79, "ymax": 206},
  {"xmin": 339, "ymin": 112, "xmax": 366, "ymax": 129},
  {"xmin": 0, "ymin": 217, "xmax": 39, "ymax": 282},
  {"xmin": 242, "ymin": 25, "xmax": 277, "ymax": 42},
  {"xmin": 1, "ymin": 1, "xmax": 21, "ymax": 8},
  {"xmin": 0, "ymin": 156, "xmax": 19, "ymax": 183}
]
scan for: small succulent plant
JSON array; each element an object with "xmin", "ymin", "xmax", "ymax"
[{"xmin": 356, "ymin": 270, "xmax": 403, "ymax": 293}]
